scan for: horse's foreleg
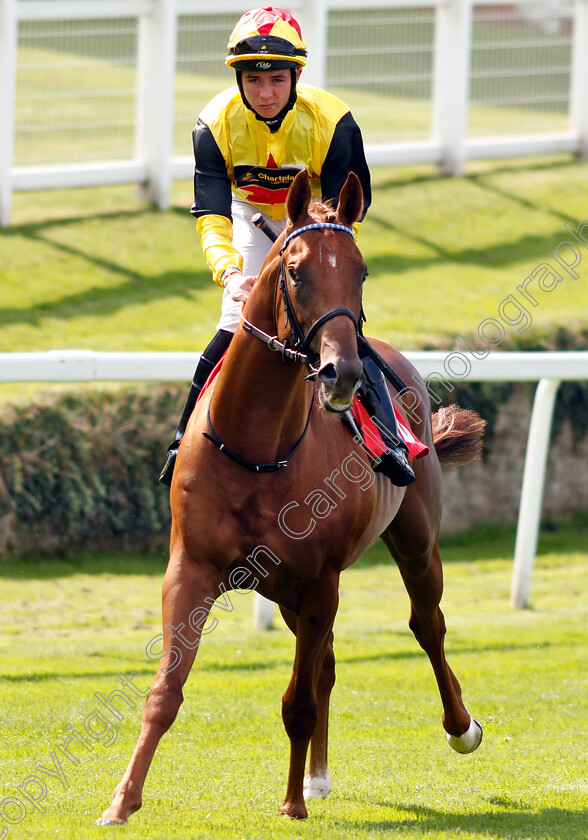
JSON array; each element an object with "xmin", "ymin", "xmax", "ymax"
[
  {"xmin": 280, "ymin": 573, "xmax": 339, "ymax": 820},
  {"xmin": 304, "ymin": 634, "xmax": 335, "ymax": 799},
  {"xmin": 393, "ymin": 540, "xmax": 482, "ymax": 753},
  {"xmin": 96, "ymin": 543, "xmax": 220, "ymax": 825},
  {"xmin": 278, "ymin": 609, "xmax": 335, "ymax": 802}
]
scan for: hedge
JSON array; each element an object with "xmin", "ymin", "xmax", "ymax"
[
  {"xmin": 1, "ymin": 328, "xmax": 586, "ymax": 557},
  {"xmin": 0, "ymin": 385, "xmax": 184, "ymax": 557}
]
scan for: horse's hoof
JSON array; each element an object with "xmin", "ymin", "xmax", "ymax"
[
  {"xmin": 95, "ymin": 817, "xmax": 127, "ymax": 826},
  {"xmin": 303, "ymin": 771, "xmax": 332, "ymax": 799},
  {"xmin": 279, "ymin": 801, "xmax": 308, "ymax": 820},
  {"xmin": 445, "ymin": 717, "xmax": 483, "ymax": 754}
]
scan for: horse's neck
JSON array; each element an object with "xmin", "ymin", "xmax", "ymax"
[{"xmin": 208, "ymin": 280, "xmax": 312, "ymax": 464}]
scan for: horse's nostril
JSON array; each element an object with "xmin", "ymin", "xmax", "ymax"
[{"xmin": 318, "ymin": 363, "xmax": 338, "ymax": 386}]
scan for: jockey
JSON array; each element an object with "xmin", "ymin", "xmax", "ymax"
[{"xmin": 160, "ymin": 6, "xmax": 415, "ymax": 488}]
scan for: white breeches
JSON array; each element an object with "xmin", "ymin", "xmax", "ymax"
[{"xmin": 216, "ymin": 199, "xmax": 287, "ymax": 333}]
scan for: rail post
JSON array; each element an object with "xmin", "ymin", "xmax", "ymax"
[
  {"xmin": 136, "ymin": 0, "xmax": 177, "ymax": 209},
  {"xmin": 0, "ymin": 0, "xmax": 17, "ymax": 227},
  {"xmin": 296, "ymin": 0, "xmax": 328, "ymax": 88},
  {"xmin": 571, "ymin": 0, "xmax": 588, "ymax": 159},
  {"xmin": 432, "ymin": 0, "xmax": 472, "ymax": 175},
  {"xmin": 510, "ymin": 378, "xmax": 561, "ymax": 609}
]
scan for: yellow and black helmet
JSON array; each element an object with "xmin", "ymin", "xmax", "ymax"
[{"xmin": 226, "ymin": 7, "xmax": 307, "ymax": 71}]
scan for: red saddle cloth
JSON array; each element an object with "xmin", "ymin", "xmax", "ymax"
[
  {"xmin": 350, "ymin": 397, "xmax": 429, "ymax": 462},
  {"xmin": 198, "ymin": 355, "xmax": 226, "ymax": 400},
  {"xmin": 197, "ymin": 354, "xmax": 429, "ymax": 461}
]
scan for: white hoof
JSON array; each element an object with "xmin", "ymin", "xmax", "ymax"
[
  {"xmin": 303, "ymin": 771, "xmax": 332, "ymax": 799},
  {"xmin": 95, "ymin": 817, "xmax": 126, "ymax": 826},
  {"xmin": 445, "ymin": 717, "xmax": 483, "ymax": 754}
]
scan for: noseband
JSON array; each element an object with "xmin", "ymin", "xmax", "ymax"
[{"xmin": 241, "ymin": 222, "xmax": 364, "ymax": 366}]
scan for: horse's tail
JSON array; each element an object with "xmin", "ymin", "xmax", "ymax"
[{"xmin": 431, "ymin": 404, "xmax": 486, "ymax": 467}]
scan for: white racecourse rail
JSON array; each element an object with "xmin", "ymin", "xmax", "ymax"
[
  {"xmin": 1, "ymin": 0, "xmax": 588, "ymax": 225},
  {"xmin": 2, "ymin": 349, "xmax": 588, "ymax": 611}
]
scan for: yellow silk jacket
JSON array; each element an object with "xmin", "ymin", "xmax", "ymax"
[{"xmin": 191, "ymin": 83, "xmax": 371, "ymax": 285}]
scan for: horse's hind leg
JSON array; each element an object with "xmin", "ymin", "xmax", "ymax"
[
  {"xmin": 280, "ymin": 571, "xmax": 339, "ymax": 820},
  {"xmin": 383, "ymin": 530, "xmax": 482, "ymax": 754},
  {"xmin": 97, "ymin": 536, "xmax": 221, "ymax": 825}
]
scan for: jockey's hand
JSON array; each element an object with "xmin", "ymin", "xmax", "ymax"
[{"xmin": 224, "ymin": 271, "xmax": 256, "ymax": 303}]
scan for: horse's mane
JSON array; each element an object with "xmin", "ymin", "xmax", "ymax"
[
  {"xmin": 307, "ymin": 201, "xmax": 339, "ymax": 224},
  {"xmin": 277, "ymin": 200, "xmax": 341, "ymax": 253}
]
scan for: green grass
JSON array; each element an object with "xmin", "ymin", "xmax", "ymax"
[
  {"xmin": 1, "ymin": 520, "xmax": 587, "ymax": 839},
  {"xmin": 2, "ymin": 156, "xmax": 587, "ymax": 372},
  {"xmin": 4, "ymin": 30, "xmax": 588, "ymax": 837}
]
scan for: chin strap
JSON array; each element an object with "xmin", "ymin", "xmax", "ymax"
[{"xmin": 236, "ymin": 68, "xmax": 298, "ymax": 132}]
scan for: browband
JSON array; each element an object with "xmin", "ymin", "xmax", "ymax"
[{"xmin": 281, "ymin": 223, "xmax": 354, "ymax": 252}]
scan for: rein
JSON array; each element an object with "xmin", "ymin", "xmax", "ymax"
[
  {"xmin": 205, "ymin": 221, "xmax": 360, "ymax": 473},
  {"xmin": 240, "ymin": 313, "xmax": 312, "ymax": 365}
]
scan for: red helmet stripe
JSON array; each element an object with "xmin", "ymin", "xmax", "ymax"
[{"xmin": 245, "ymin": 7, "xmax": 303, "ymax": 39}]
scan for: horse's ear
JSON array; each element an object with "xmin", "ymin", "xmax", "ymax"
[
  {"xmin": 286, "ymin": 170, "xmax": 312, "ymax": 225},
  {"xmin": 336, "ymin": 172, "xmax": 363, "ymax": 227}
]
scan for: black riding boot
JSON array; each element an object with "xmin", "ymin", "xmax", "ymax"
[
  {"xmin": 159, "ymin": 329, "xmax": 233, "ymax": 486},
  {"xmin": 357, "ymin": 355, "xmax": 416, "ymax": 487}
]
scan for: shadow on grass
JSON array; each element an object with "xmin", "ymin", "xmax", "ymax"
[
  {"xmin": 1, "ymin": 517, "xmax": 586, "ymax": 579},
  {"xmin": 0, "ymin": 202, "xmax": 213, "ymax": 330},
  {"xmin": 366, "ymin": 156, "xmax": 584, "ymax": 277},
  {"xmin": 364, "ymin": 225, "xmax": 577, "ymax": 277},
  {"xmin": 0, "ymin": 667, "xmax": 156, "ymax": 684},
  {"xmin": 1, "ymin": 637, "xmax": 567, "ymax": 685},
  {"xmin": 0, "ymin": 250, "xmax": 210, "ymax": 332},
  {"xmin": 354, "ymin": 517, "xmax": 588, "ymax": 569},
  {"xmin": 0, "ymin": 552, "xmax": 168, "ymax": 580},
  {"xmin": 371, "ymin": 154, "xmax": 577, "ymax": 194},
  {"xmin": 336, "ymin": 802, "xmax": 586, "ymax": 839},
  {"xmin": 3, "ymin": 159, "xmax": 585, "ymax": 334}
]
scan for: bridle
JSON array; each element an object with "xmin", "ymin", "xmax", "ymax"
[
  {"xmin": 205, "ymin": 221, "xmax": 364, "ymax": 472},
  {"xmin": 241, "ymin": 222, "xmax": 364, "ymax": 369},
  {"xmin": 278, "ymin": 223, "xmax": 362, "ymax": 358}
]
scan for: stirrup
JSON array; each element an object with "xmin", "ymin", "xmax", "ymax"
[
  {"xmin": 373, "ymin": 442, "xmax": 415, "ymax": 487},
  {"xmin": 159, "ymin": 440, "xmax": 180, "ymax": 486},
  {"xmin": 344, "ymin": 409, "xmax": 415, "ymax": 487}
]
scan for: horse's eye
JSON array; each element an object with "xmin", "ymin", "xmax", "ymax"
[
  {"xmin": 362, "ymin": 270, "xmax": 369, "ymax": 284},
  {"xmin": 288, "ymin": 266, "xmax": 300, "ymax": 284}
]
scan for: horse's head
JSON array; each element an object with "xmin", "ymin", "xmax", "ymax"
[{"xmin": 278, "ymin": 170, "xmax": 367, "ymax": 412}]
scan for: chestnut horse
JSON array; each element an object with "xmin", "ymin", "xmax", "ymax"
[{"xmin": 98, "ymin": 170, "xmax": 484, "ymax": 825}]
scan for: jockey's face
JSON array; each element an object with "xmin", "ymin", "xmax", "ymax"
[{"xmin": 241, "ymin": 67, "xmax": 302, "ymax": 119}]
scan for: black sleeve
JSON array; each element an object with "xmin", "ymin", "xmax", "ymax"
[
  {"xmin": 320, "ymin": 112, "xmax": 372, "ymax": 221},
  {"xmin": 190, "ymin": 119, "xmax": 233, "ymax": 220}
]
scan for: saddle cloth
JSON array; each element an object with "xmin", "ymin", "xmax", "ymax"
[{"xmin": 349, "ymin": 397, "xmax": 429, "ymax": 462}]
